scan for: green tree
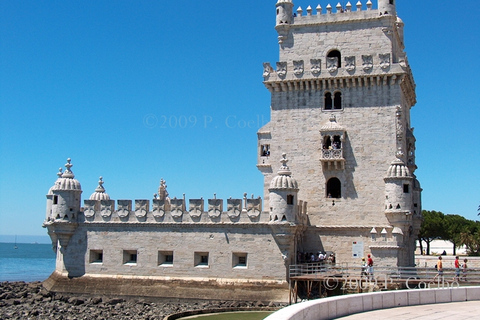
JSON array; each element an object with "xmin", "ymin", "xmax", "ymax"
[
  {"xmin": 418, "ymin": 210, "xmax": 446, "ymax": 255},
  {"xmin": 460, "ymin": 221, "xmax": 480, "ymax": 256},
  {"xmin": 443, "ymin": 214, "xmax": 469, "ymax": 255}
]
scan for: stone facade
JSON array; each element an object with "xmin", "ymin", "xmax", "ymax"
[{"xmin": 43, "ymin": 0, "xmax": 421, "ymax": 302}]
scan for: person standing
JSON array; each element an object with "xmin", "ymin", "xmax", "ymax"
[
  {"xmin": 462, "ymin": 259, "xmax": 468, "ymax": 281},
  {"xmin": 367, "ymin": 254, "xmax": 374, "ymax": 280},
  {"xmin": 433, "ymin": 256, "xmax": 443, "ymax": 281},
  {"xmin": 453, "ymin": 256, "xmax": 460, "ymax": 281}
]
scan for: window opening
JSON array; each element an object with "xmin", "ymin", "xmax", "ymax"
[
  {"xmin": 123, "ymin": 250, "xmax": 138, "ymax": 264},
  {"xmin": 403, "ymin": 184, "xmax": 410, "ymax": 193},
  {"xmin": 233, "ymin": 252, "xmax": 248, "ymax": 268},
  {"xmin": 332, "ymin": 135, "xmax": 342, "ymax": 149},
  {"xmin": 334, "ymin": 92, "xmax": 342, "ymax": 109},
  {"xmin": 324, "ymin": 92, "xmax": 333, "ymax": 110},
  {"xmin": 53, "ymin": 196, "xmax": 58, "ymax": 205},
  {"xmin": 326, "ymin": 178, "xmax": 341, "ymax": 198},
  {"xmin": 287, "ymin": 194, "xmax": 294, "ymax": 205},
  {"xmin": 260, "ymin": 144, "xmax": 270, "ymax": 157},
  {"xmin": 195, "ymin": 252, "xmax": 209, "ymax": 267},
  {"xmin": 89, "ymin": 250, "xmax": 103, "ymax": 264},
  {"xmin": 327, "ymin": 50, "xmax": 342, "ymax": 68},
  {"xmin": 158, "ymin": 251, "xmax": 174, "ymax": 266}
]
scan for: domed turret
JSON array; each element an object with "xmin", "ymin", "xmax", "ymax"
[
  {"xmin": 276, "ymin": 0, "xmax": 294, "ymax": 26},
  {"xmin": 378, "ymin": 0, "xmax": 397, "ymax": 16},
  {"xmin": 269, "ymin": 153, "xmax": 299, "ymax": 223},
  {"xmin": 384, "ymin": 158, "xmax": 413, "ymax": 213},
  {"xmin": 89, "ymin": 177, "xmax": 110, "ymax": 201},
  {"xmin": 45, "ymin": 158, "xmax": 82, "ymax": 222}
]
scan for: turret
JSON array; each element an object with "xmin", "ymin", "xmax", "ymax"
[
  {"xmin": 378, "ymin": 0, "xmax": 397, "ymax": 16},
  {"xmin": 45, "ymin": 158, "xmax": 82, "ymax": 222},
  {"xmin": 275, "ymin": 0, "xmax": 294, "ymax": 26},
  {"xmin": 269, "ymin": 153, "xmax": 299, "ymax": 223}
]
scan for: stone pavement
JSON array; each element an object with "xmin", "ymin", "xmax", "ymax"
[{"xmin": 336, "ymin": 301, "xmax": 480, "ymax": 319}]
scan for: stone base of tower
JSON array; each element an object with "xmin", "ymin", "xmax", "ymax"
[{"xmin": 43, "ymin": 271, "xmax": 290, "ymax": 302}]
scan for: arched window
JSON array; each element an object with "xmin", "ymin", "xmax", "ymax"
[
  {"xmin": 326, "ymin": 178, "xmax": 341, "ymax": 198},
  {"xmin": 324, "ymin": 92, "xmax": 333, "ymax": 110},
  {"xmin": 334, "ymin": 92, "xmax": 342, "ymax": 109},
  {"xmin": 327, "ymin": 50, "xmax": 342, "ymax": 68}
]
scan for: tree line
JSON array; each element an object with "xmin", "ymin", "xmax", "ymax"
[{"xmin": 418, "ymin": 210, "xmax": 480, "ymax": 256}]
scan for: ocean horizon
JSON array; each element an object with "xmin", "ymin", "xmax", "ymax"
[{"xmin": 0, "ymin": 242, "xmax": 56, "ymax": 282}]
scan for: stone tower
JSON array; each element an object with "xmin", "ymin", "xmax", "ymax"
[{"xmin": 258, "ymin": 0, "xmax": 422, "ymax": 267}]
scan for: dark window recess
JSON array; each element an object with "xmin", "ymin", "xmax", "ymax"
[
  {"xmin": 327, "ymin": 50, "xmax": 342, "ymax": 68},
  {"xmin": 238, "ymin": 256, "xmax": 247, "ymax": 266},
  {"xmin": 326, "ymin": 178, "xmax": 341, "ymax": 198},
  {"xmin": 334, "ymin": 92, "xmax": 342, "ymax": 109},
  {"xmin": 53, "ymin": 196, "xmax": 58, "ymax": 205},
  {"xmin": 261, "ymin": 144, "xmax": 270, "ymax": 156},
  {"xmin": 403, "ymin": 184, "xmax": 410, "ymax": 193},
  {"xmin": 324, "ymin": 92, "xmax": 333, "ymax": 110},
  {"xmin": 287, "ymin": 195, "xmax": 294, "ymax": 205}
]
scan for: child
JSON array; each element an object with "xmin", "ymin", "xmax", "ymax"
[{"xmin": 462, "ymin": 259, "xmax": 468, "ymax": 281}]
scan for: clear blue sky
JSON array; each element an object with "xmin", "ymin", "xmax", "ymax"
[{"xmin": 1, "ymin": 1, "xmax": 479, "ymax": 239}]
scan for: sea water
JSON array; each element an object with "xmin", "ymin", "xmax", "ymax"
[{"xmin": 0, "ymin": 242, "xmax": 56, "ymax": 282}]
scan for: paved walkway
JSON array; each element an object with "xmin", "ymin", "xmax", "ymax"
[{"xmin": 336, "ymin": 301, "xmax": 480, "ymax": 319}]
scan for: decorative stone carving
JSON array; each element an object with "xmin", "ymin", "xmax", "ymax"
[
  {"xmin": 276, "ymin": 62, "xmax": 287, "ymax": 78},
  {"xmin": 345, "ymin": 56, "xmax": 356, "ymax": 72},
  {"xmin": 170, "ymin": 198, "xmax": 184, "ymax": 218},
  {"xmin": 189, "ymin": 198, "xmax": 204, "ymax": 218},
  {"xmin": 135, "ymin": 200, "xmax": 149, "ymax": 218},
  {"xmin": 396, "ymin": 106, "xmax": 405, "ymax": 158},
  {"xmin": 310, "ymin": 59, "xmax": 321, "ymax": 75},
  {"xmin": 117, "ymin": 200, "xmax": 131, "ymax": 218},
  {"xmin": 227, "ymin": 198, "xmax": 242, "ymax": 218},
  {"xmin": 152, "ymin": 199, "xmax": 167, "ymax": 218},
  {"xmin": 246, "ymin": 197, "xmax": 262, "ymax": 218},
  {"xmin": 362, "ymin": 55, "xmax": 373, "ymax": 71},
  {"xmin": 263, "ymin": 62, "xmax": 273, "ymax": 77},
  {"xmin": 379, "ymin": 53, "xmax": 390, "ymax": 70},
  {"xmin": 208, "ymin": 198, "xmax": 223, "ymax": 218},
  {"xmin": 84, "ymin": 200, "xmax": 96, "ymax": 218},
  {"xmin": 293, "ymin": 60, "xmax": 304, "ymax": 76},
  {"xmin": 100, "ymin": 200, "xmax": 114, "ymax": 218},
  {"xmin": 327, "ymin": 57, "xmax": 338, "ymax": 73}
]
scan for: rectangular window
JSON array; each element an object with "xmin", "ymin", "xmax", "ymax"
[
  {"xmin": 53, "ymin": 195, "xmax": 58, "ymax": 205},
  {"xmin": 194, "ymin": 252, "xmax": 209, "ymax": 267},
  {"xmin": 260, "ymin": 144, "xmax": 270, "ymax": 157},
  {"xmin": 123, "ymin": 250, "xmax": 137, "ymax": 265},
  {"xmin": 403, "ymin": 184, "xmax": 410, "ymax": 193},
  {"xmin": 89, "ymin": 250, "xmax": 103, "ymax": 264},
  {"xmin": 287, "ymin": 194, "xmax": 294, "ymax": 205},
  {"xmin": 233, "ymin": 252, "xmax": 248, "ymax": 268},
  {"xmin": 158, "ymin": 251, "xmax": 174, "ymax": 266}
]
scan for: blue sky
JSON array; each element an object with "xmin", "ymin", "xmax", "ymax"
[{"xmin": 1, "ymin": 1, "xmax": 479, "ymax": 239}]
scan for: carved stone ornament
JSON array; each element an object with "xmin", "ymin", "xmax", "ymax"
[
  {"xmin": 293, "ymin": 60, "xmax": 304, "ymax": 76},
  {"xmin": 227, "ymin": 198, "xmax": 242, "ymax": 218},
  {"xmin": 310, "ymin": 59, "xmax": 321, "ymax": 75},
  {"xmin": 263, "ymin": 62, "xmax": 273, "ymax": 77},
  {"xmin": 246, "ymin": 197, "xmax": 262, "ymax": 218},
  {"xmin": 396, "ymin": 106, "xmax": 405, "ymax": 158},
  {"xmin": 276, "ymin": 62, "xmax": 287, "ymax": 78},
  {"xmin": 152, "ymin": 199, "xmax": 167, "ymax": 218},
  {"xmin": 170, "ymin": 198, "xmax": 184, "ymax": 218},
  {"xmin": 345, "ymin": 56, "xmax": 356, "ymax": 72},
  {"xmin": 379, "ymin": 53, "xmax": 390, "ymax": 70},
  {"xmin": 362, "ymin": 55, "xmax": 373, "ymax": 71},
  {"xmin": 83, "ymin": 200, "xmax": 96, "ymax": 218},
  {"xmin": 134, "ymin": 200, "xmax": 148, "ymax": 218},
  {"xmin": 208, "ymin": 198, "xmax": 223, "ymax": 218},
  {"xmin": 100, "ymin": 200, "xmax": 114, "ymax": 218},
  {"xmin": 189, "ymin": 199, "xmax": 204, "ymax": 218},
  {"xmin": 117, "ymin": 200, "xmax": 131, "ymax": 218},
  {"xmin": 327, "ymin": 57, "xmax": 338, "ymax": 73}
]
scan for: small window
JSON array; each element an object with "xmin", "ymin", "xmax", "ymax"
[
  {"xmin": 333, "ymin": 92, "xmax": 342, "ymax": 109},
  {"xmin": 327, "ymin": 50, "xmax": 342, "ymax": 68},
  {"xmin": 403, "ymin": 184, "xmax": 410, "ymax": 193},
  {"xmin": 260, "ymin": 144, "xmax": 270, "ymax": 157},
  {"xmin": 233, "ymin": 252, "xmax": 248, "ymax": 268},
  {"xmin": 123, "ymin": 250, "xmax": 137, "ymax": 265},
  {"xmin": 89, "ymin": 250, "xmax": 103, "ymax": 264},
  {"xmin": 158, "ymin": 251, "xmax": 174, "ymax": 266},
  {"xmin": 389, "ymin": 0, "xmax": 394, "ymax": 4},
  {"xmin": 194, "ymin": 252, "xmax": 209, "ymax": 267},
  {"xmin": 287, "ymin": 194, "xmax": 294, "ymax": 205},
  {"xmin": 324, "ymin": 92, "xmax": 333, "ymax": 110},
  {"xmin": 53, "ymin": 195, "xmax": 58, "ymax": 205},
  {"xmin": 326, "ymin": 178, "xmax": 341, "ymax": 198}
]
